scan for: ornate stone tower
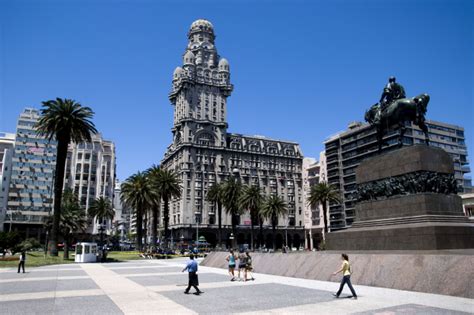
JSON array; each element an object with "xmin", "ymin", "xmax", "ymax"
[
  {"xmin": 168, "ymin": 19, "xmax": 233, "ymax": 150},
  {"xmin": 162, "ymin": 19, "xmax": 304, "ymax": 250}
]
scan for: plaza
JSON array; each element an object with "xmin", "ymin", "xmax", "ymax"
[{"xmin": 0, "ymin": 257, "xmax": 472, "ymax": 314}]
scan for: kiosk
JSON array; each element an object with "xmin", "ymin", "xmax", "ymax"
[{"xmin": 74, "ymin": 242, "xmax": 98, "ymax": 263}]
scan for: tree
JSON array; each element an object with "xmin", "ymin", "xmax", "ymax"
[
  {"xmin": 152, "ymin": 169, "xmax": 181, "ymax": 248},
  {"xmin": 206, "ymin": 182, "xmax": 225, "ymax": 248},
  {"xmin": 221, "ymin": 177, "xmax": 242, "ymax": 248},
  {"xmin": 146, "ymin": 165, "xmax": 162, "ymax": 250},
  {"xmin": 36, "ymin": 98, "xmax": 97, "ymax": 256},
  {"xmin": 239, "ymin": 185, "xmax": 264, "ymax": 250},
  {"xmin": 88, "ymin": 197, "xmax": 115, "ymax": 246},
  {"xmin": 121, "ymin": 172, "xmax": 156, "ymax": 251},
  {"xmin": 261, "ymin": 195, "xmax": 287, "ymax": 250},
  {"xmin": 44, "ymin": 189, "xmax": 88, "ymax": 259},
  {"xmin": 88, "ymin": 197, "xmax": 114, "ymax": 224},
  {"xmin": 307, "ymin": 182, "xmax": 341, "ymax": 236}
]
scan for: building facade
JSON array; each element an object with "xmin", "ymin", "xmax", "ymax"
[
  {"xmin": 6, "ymin": 109, "xmax": 57, "ymax": 237},
  {"xmin": 112, "ymin": 179, "xmax": 131, "ymax": 241},
  {"xmin": 161, "ymin": 19, "xmax": 305, "ymax": 249},
  {"xmin": 0, "ymin": 132, "xmax": 16, "ymax": 232},
  {"xmin": 3, "ymin": 108, "xmax": 117, "ymax": 236},
  {"xmin": 324, "ymin": 120, "xmax": 471, "ymax": 231},
  {"xmin": 64, "ymin": 133, "xmax": 116, "ymax": 234}
]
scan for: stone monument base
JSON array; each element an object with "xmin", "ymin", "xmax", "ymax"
[
  {"xmin": 326, "ymin": 145, "xmax": 474, "ymax": 250},
  {"xmin": 326, "ymin": 222, "xmax": 474, "ymax": 250}
]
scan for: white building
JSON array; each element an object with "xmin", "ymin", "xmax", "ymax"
[
  {"xmin": 64, "ymin": 133, "xmax": 116, "ymax": 234},
  {"xmin": 302, "ymin": 151, "xmax": 327, "ymax": 250},
  {"xmin": 0, "ymin": 132, "xmax": 15, "ymax": 232}
]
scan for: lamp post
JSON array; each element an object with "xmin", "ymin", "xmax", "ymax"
[
  {"xmin": 229, "ymin": 233, "xmax": 234, "ymax": 250},
  {"xmin": 195, "ymin": 214, "xmax": 200, "ymax": 253},
  {"xmin": 180, "ymin": 234, "xmax": 184, "ymax": 253}
]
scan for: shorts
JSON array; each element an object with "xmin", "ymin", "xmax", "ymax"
[
  {"xmin": 246, "ymin": 264, "xmax": 253, "ymax": 271},
  {"xmin": 229, "ymin": 264, "xmax": 235, "ymax": 269},
  {"xmin": 239, "ymin": 264, "xmax": 246, "ymax": 269}
]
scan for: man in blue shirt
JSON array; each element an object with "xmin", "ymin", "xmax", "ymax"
[{"xmin": 182, "ymin": 254, "xmax": 203, "ymax": 295}]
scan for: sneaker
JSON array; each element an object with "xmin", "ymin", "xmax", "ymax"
[
  {"xmin": 332, "ymin": 293, "xmax": 339, "ymax": 298},
  {"xmin": 184, "ymin": 291, "xmax": 190, "ymax": 294},
  {"xmin": 230, "ymin": 278, "xmax": 235, "ymax": 282},
  {"xmin": 353, "ymin": 296, "xmax": 358, "ymax": 300}
]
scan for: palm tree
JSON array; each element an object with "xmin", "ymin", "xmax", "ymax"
[
  {"xmin": 146, "ymin": 165, "xmax": 162, "ymax": 250},
  {"xmin": 36, "ymin": 98, "xmax": 97, "ymax": 256},
  {"xmin": 152, "ymin": 169, "xmax": 181, "ymax": 248},
  {"xmin": 88, "ymin": 197, "xmax": 114, "ymax": 224},
  {"xmin": 239, "ymin": 185, "xmax": 264, "ymax": 250},
  {"xmin": 221, "ymin": 177, "xmax": 242, "ymax": 248},
  {"xmin": 44, "ymin": 189, "xmax": 87, "ymax": 259},
  {"xmin": 88, "ymin": 197, "xmax": 114, "ymax": 246},
  {"xmin": 261, "ymin": 195, "xmax": 287, "ymax": 250},
  {"xmin": 121, "ymin": 172, "xmax": 155, "ymax": 251},
  {"xmin": 307, "ymin": 182, "xmax": 341, "ymax": 236},
  {"xmin": 206, "ymin": 182, "xmax": 224, "ymax": 248}
]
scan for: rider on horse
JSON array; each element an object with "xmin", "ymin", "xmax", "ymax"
[{"xmin": 376, "ymin": 76, "xmax": 406, "ymax": 123}]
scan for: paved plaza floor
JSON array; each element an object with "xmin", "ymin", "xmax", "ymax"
[{"xmin": 0, "ymin": 258, "xmax": 472, "ymax": 314}]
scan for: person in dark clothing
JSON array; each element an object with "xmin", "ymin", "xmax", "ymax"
[
  {"xmin": 18, "ymin": 251, "xmax": 26, "ymax": 273},
  {"xmin": 182, "ymin": 254, "xmax": 203, "ymax": 295}
]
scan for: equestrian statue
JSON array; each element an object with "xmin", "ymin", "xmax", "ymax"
[{"xmin": 365, "ymin": 76, "xmax": 430, "ymax": 151}]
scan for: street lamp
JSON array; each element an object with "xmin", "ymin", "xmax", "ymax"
[
  {"xmin": 229, "ymin": 233, "xmax": 234, "ymax": 249},
  {"xmin": 195, "ymin": 214, "xmax": 200, "ymax": 253}
]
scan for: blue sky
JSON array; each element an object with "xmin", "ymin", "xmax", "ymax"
[{"xmin": 0, "ymin": 0, "xmax": 472, "ymax": 181}]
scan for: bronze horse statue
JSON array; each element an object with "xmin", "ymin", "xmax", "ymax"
[{"xmin": 365, "ymin": 93, "xmax": 430, "ymax": 151}]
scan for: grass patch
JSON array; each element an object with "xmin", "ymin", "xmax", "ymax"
[
  {"xmin": 0, "ymin": 251, "xmax": 74, "ymax": 268},
  {"xmin": 106, "ymin": 251, "xmax": 143, "ymax": 262}
]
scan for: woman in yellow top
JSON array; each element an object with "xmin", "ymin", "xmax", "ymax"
[{"xmin": 332, "ymin": 253, "xmax": 357, "ymax": 299}]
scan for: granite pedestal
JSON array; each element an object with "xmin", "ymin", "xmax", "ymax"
[{"xmin": 327, "ymin": 145, "xmax": 474, "ymax": 250}]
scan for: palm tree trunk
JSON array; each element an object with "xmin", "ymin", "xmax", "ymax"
[
  {"xmin": 163, "ymin": 197, "xmax": 169, "ymax": 248},
  {"xmin": 272, "ymin": 224, "xmax": 276, "ymax": 251},
  {"xmin": 217, "ymin": 202, "xmax": 222, "ymax": 248},
  {"xmin": 259, "ymin": 217, "xmax": 264, "ymax": 249},
  {"xmin": 322, "ymin": 201, "xmax": 329, "ymax": 235},
  {"xmin": 136, "ymin": 207, "xmax": 143, "ymax": 251},
  {"xmin": 63, "ymin": 238, "xmax": 69, "ymax": 260},
  {"xmin": 143, "ymin": 210, "xmax": 148, "ymax": 248},
  {"xmin": 152, "ymin": 205, "xmax": 158, "ymax": 251},
  {"xmin": 250, "ymin": 211, "xmax": 255, "ymax": 250},
  {"xmin": 49, "ymin": 138, "xmax": 68, "ymax": 256}
]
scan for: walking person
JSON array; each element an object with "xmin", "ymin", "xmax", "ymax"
[
  {"xmin": 237, "ymin": 249, "xmax": 247, "ymax": 281},
  {"xmin": 332, "ymin": 253, "xmax": 357, "ymax": 299},
  {"xmin": 226, "ymin": 249, "xmax": 236, "ymax": 281},
  {"xmin": 245, "ymin": 250, "xmax": 255, "ymax": 281},
  {"xmin": 182, "ymin": 254, "xmax": 203, "ymax": 295},
  {"xmin": 18, "ymin": 251, "xmax": 26, "ymax": 273}
]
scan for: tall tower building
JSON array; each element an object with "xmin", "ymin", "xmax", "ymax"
[
  {"xmin": 7, "ymin": 109, "xmax": 56, "ymax": 237},
  {"xmin": 162, "ymin": 20, "xmax": 304, "ymax": 249}
]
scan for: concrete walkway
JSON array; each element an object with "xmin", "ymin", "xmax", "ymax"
[{"xmin": 0, "ymin": 258, "xmax": 472, "ymax": 314}]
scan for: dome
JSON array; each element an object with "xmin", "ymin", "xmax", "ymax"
[
  {"xmin": 183, "ymin": 50, "xmax": 195, "ymax": 65},
  {"xmin": 218, "ymin": 58, "xmax": 230, "ymax": 72},
  {"xmin": 173, "ymin": 66, "xmax": 183, "ymax": 79},
  {"xmin": 190, "ymin": 19, "xmax": 214, "ymax": 33}
]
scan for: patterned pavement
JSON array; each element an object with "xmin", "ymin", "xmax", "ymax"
[{"xmin": 0, "ymin": 258, "xmax": 472, "ymax": 314}]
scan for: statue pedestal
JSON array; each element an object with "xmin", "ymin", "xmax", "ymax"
[{"xmin": 326, "ymin": 145, "xmax": 474, "ymax": 250}]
